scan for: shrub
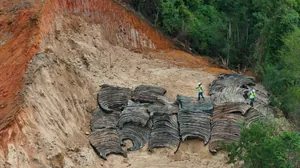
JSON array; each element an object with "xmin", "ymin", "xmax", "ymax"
[{"xmin": 226, "ymin": 120, "xmax": 300, "ymax": 168}]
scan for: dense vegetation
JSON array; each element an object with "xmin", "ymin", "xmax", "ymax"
[
  {"xmin": 126, "ymin": 1, "xmax": 300, "ymax": 166},
  {"xmin": 128, "ymin": 0, "xmax": 300, "ymax": 128},
  {"xmin": 226, "ymin": 121, "xmax": 300, "ymax": 167}
]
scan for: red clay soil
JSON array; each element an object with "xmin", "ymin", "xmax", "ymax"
[
  {"xmin": 147, "ymin": 49, "xmax": 210, "ymax": 68},
  {"xmin": 0, "ymin": 0, "xmax": 174, "ymax": 132},
  {"xmin": 0, "ymin": 5, "xmax": 41, "ymax": 131},
  {"xmin": 203, "ymin": 67, "xmax": 233, "ymax": 74},
  {"xmin": 0, "ymin": 0, "xmax": 230, "ymax": 134}
]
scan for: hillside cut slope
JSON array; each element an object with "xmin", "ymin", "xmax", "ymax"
[
  {"xmin": 0, "ymin": 0, "xmax": 174, "ymax": 131},
  {"xmin": 0, "ymin": 0, "xmax": 231, "ymax": 167}
]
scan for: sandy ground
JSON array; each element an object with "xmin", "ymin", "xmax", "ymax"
[{"xmin": 1, "ymin": 17, "xmax": 234, "ymax": 168}]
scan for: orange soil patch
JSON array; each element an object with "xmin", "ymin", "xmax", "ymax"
[
  {"xmin": 244, "ymin": 70, "xmax": 253, "ymax": 77},
  {"xmin": 0, "ymin": 0, "xmax": 231, "ymax": 133},
  {"xmin": 203, "ymin": 67, "xmax": 233, "ymax": 74},
  {"xmin": 0, "ymin": 7, "xmax": 41, "ymax": 131},
  {"xmin": 147, "ymin": 49, "xmax": 211, "ymax": 68},
  {"xmin": 203, "ymin": 67, "xmax": 255, "ymax": 76},
  {"xmin": 0, "ymin": 0, "xmax": 176, "ymax": 131}
]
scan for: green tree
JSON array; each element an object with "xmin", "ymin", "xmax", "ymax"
[
  {"xmin": 264, "ymin": 27, "xmax": 300, "ymax": 125},
  {"xmin": 130, "ymin": 0, "xmax": 227, "ymax": 56},
  {"xmin": 226, "ymin": 120, "xmax": 300, "ymax": 168},
  {"xmin": 212, "ymin": 0, "xmax": 256, "ymax": 68},
  {"xmin": 128, "ymin": 0, "xmax": 300, "ymax": 126},
  {"xmin": 252, "ymin": 0, "xmax": 299, "ymax": 75}
]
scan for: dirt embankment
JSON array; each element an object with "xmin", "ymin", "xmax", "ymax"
[
  {"xmin": 39, "ymin": 0, "xmax": 174, "ymax": 50},
  {"xmin": 10, "ymin": 17, "xmax": 228, "ymax": 167},
  {"xmin": 0, "ymin": 0, "xmax": 232, "ymax": 167},
  {"xmin": 0, "ymin": 0, "xmax": 175, "ymax": 132},
  {"xmin": 0, "ymin": 0, "xmax": 42, "ymax": 131}
]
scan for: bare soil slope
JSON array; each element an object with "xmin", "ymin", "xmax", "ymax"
[
  {"xmin": 0, "ymin": 0, "xmax": 234, "ymax": 167},
  {"xmin": 0, "ymin": 0, "xmax": 175, "ymax": 132},
  {"xmin": 0, "ymin": 17, "xmax": 231, "ymax": 167}
]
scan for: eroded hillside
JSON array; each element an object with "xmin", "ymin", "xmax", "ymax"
[
  {"xmin": 0, "ymin": 0, "xmax": 175, "ymax": 132},
  {"xmin": 0, "ymin": 0, "xmax": 232, "ymax": 167}
]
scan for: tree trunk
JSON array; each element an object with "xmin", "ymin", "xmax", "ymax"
[
  {"xmin": 154, "ymin": 10, "xmax": 160, "ymax": 26},
  {"xmin": 236, "ymin": 23, "xmax": 239, "ymax": 45},
  {"xmin": 227, "ymin": 20, "xmax": 232, "ymax": 68},
  {"xmin": 246, "ymin": 23, "xmax": 249, "ymax": 44}
]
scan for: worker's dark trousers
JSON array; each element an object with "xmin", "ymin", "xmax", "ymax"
[
  {"xmin": 250, "ymin": 98, "xmax": 254, "ymax": 107},
  {"xmin": 198, "ymin": 92, "xmax": 204, "ymax": 100}
]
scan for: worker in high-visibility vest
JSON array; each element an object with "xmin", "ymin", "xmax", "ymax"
[
  {"xmin": 197, "ymin": 83, "xmax": 205, "ymax": 101},
  {"xmin": 249, "ymin": 89, "xmax": 255, "ymax": 107}
]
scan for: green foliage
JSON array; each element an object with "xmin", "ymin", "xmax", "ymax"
[
  {"xmin": 252, "ymin": 0, "xmax": 299, "ymax": 70},
  {"xmin": 158, "ymin": 0, "xmax": 228, "ymax": 56},
  {"xmin": 226, "ymin": 120, "xmax": 300, "ymax": 168},
  {"xmin": 129, "ymin": 0, "xmax": 300, "ymax": 125},
  {"xmin": 130, "ymin": 0, "xmax": 300, "ymax": 68},
  {"xmin": 130, "ymin": 0, "xmax": 227, "ymax": 58},
  {"xmin": 263, "ymin": 27, "xmax": 300, "ymax": 126}
]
